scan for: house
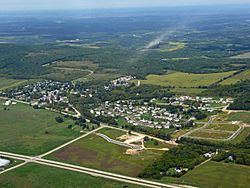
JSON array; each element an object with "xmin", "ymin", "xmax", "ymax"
[
  {"xmin": 204, "ymin": 152, "xmax": 213, "ymax": 158},
  {"xmin": 175, "ymin": 167, "xmax": 182, "ymax": 173},
  {"xmin": 0, "ymin": 158, "xmax": 10, "ymax": 168}
]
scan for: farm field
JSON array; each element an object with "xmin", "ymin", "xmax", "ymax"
[
  {"xmin": 161, "ymin": 161, "xmax": 250, "ymax": 188},
  {"xmin": 228, "ymin": 112, "xmax": 250, "ymax": 124},
  {"xmin": 189, "ymin": 129, "xmax": 232, "ymax": 140},
  {"xmin": 0, "ymin": 163, "xmax": 141, "ymax": 188},
  {"xmin": 48, "ymin": 134, "xmax": 164, "ymax": 177},
  {"xmin": 220, "ymin": 70, "xmax": 250, "ymax": 85},
  {"xmin": 137, "ymin": 71, "xmax": 236, "ymax": 87},
  {"xmin": 0, "ymin": 99, "xmax": 81, "ymax": 155},
  {"xmin": 0, "ymin": 78, "xmax": 27, "ymax": 91}
]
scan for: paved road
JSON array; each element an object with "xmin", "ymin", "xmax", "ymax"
[{"xmin": 0, "ymin": 151, "xmax": 195, "ymax": 188}]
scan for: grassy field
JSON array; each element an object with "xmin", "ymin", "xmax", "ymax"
[
  {"xmin": 137, "ymin": 71, "xmax": 236, "ymax": 87},
  {"xmin": 170, "ymin": 87, "xmax": 206, "ymax": 95},
  {"xmin": 48, "ymin": 60, "xmax": 98, "ymax": 70},
  {"xmin": 161, "ymin": 161, "xmax": 250, "ymax": 188},
  {"xmin": 228, "ymin": 112, "xmax": 250, "ymax": 124},
  {"xmin": 74, "ymin": 70, "xmax": 122, "ymax": 83},
  {"xmin": 189, "ymin": 129, "xmax": 232, "ymax": 139},
  {"xmin": 220, "ymin": 70, "xmax": 250, "ymax": 85},
  {"xmin": 43, "ymin": 68, "xmax": 90, "ymax": 81},
  {"xmin": 0, "ymin": 163, "xmax": 141, "ymax": 188},
  {"xmin": 206, "ymin": 123, "xmax": 239, "ymax": 132},
  {"xmin": 0, "ymin": 99, "xmax": 81, "ymax": 155},
  {"xmin": 230, "ymin": 127, "xmax": 250, "ymax": 144},
  {"xmin": 144, "ymin": 139, "xmax": 176, "ymax": 149},
  {"xmin": 97, "ymin": 128, "xmax": 127, "ymax": 140},
  {"xmin": 231, "ymin": 52, "xmax": 250, "ymax": 59},
  {"xmin": 48, "ymin": 134, "xmax": 164, "ymax": 177},
  {"xmin": 160, "ymin": 42, "xmax": 186, "ymax": 52},
  {"xmin": 0, "ymin": 78, "xmax": 28, "ymax": 91}
]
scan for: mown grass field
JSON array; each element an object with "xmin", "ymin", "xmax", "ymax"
[
  {"xmin": 0, "ymin": 78, "xmax": 27, "ymax": 91},
  {"xmin": 137, "ymin": 71, "xmax": 236, "ymax": 87},
  {"xmin": 48, "ymin": 134, "xmax": 164, "ymax": 177},
  {"xmin": 189, "ymin": 129, "xmax": 232, "ymax": 139},
  {"xmin": 0, "ymin": 99, "xmax": 81, "ymax": 155},
  {"xmin": 161, "ymin": 161, "xmax": 250, "ymax": 188},
  {"xmin": 0, "ymin": 163, "xmax": 141, "ymax": 188},
  {"xmin": 220, "ymin": 70, "xmax": 250, "ymax": 85},
  {"xmin": 228, "ymin": 112, "xmax": 250, "ymax": 124}
]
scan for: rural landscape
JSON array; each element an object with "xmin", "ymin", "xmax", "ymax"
[{"xmin": 0, "ymin": 1, "xmax": 250, "ymax": 188}]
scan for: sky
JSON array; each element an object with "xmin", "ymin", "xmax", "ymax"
[{"xmin": 1, "ymin": 0, "xmax": 250, "ymax": 11}]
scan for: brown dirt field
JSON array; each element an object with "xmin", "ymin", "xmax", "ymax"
[{"xmin": 53, "ymin": 145, "xmax": 98, "ymax": 163}]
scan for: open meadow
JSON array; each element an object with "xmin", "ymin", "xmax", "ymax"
[
  {"xmin": 189, "ymin": 129, "xmax": 233, "ymax": 140},
  {"xmin": 0, "ymin": 163, "xmax": 141, "ymax": 188},
  {"xmin": 48, "ymin": 133, "xmax": 164, "ymax": 177},
  {"xmin": 0, "ymin": 78, "xmax": 28, "ymax": 91},
  {"xmin": 228, "ymin": 112, "xmax": 250, "ymax": 124},
  {"xmin": 0, "ymin": 99, "xmax": 81, "ymax": 155},
  {"xmin": 161, "ymin": 161, "xmax": 250, "ymax": 188},
  {"xmin": 220, "ymin": 70, "xmax": 250, "ymax": 85},
  {"xmin": 137, "ymin": 71, "xmax": 236, "ymax": 88}
]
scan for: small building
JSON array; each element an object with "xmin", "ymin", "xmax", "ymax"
[
  {"xmin": 0, "ymin": 158, "xmax": 10, "ymax": 168},
  {"xmin": 4, "ymin": 100, "xmax": 11, "ymax": 106}
]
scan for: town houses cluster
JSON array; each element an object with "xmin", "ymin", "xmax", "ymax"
[
  {"xmin": 104, "ymin": 76, "xmax": 136, "ymax": 90},
  {"xmin": 91, "ymin": 95, "xmax": 233, "ymax": 130},
  {"xmin": 1, "ymin": 80, "xmax": 72, "ymax": 106},
  {"xmin": 91, "ymin": 100, "xmax": 186, "ymax": 129}
]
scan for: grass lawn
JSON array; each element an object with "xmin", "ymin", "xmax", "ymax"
[
  {"xmin": 189, "ymin": 129, "xmax": 232, "ymax": 139},
  {"xmin": 206, "ymin": 123, "xmax": 239, "ymax": 132},
  {"xmin": 48, "ymin": 134, "xmax": 164, "ymax": 177},
  {"xmin": 97, "ymin": 128, "xmax": 127, "ymax": 140},
  {"xmin": 220, "ymin": 70, "xmax": 250, "ymax": 85},
  {"xmin": 137, "ymin": 71, "xmax": 236, "ymax": 88},
  {"xmin": 0, "ymin": 100, "xmax": 81, "ymax": 155},
  {"xmin": 228, "ymin": 112, "xmax": 250, "ymax": 124},
  {"xmin": 0, "ymin": 163, "xmax": 141, "ymax": 188},
  {"xmin": 0, "ymin": 78, "xmax": 28, "ymax": 91},
  {"xmin": 161, "ymin": 161, "xmax": 250, "ymax": 188}
]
